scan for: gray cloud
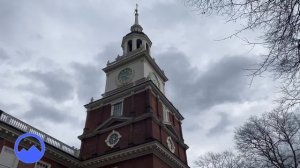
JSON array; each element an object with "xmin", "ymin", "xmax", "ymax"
[
  {"xmin": 95, "ymin": 42, "xmax": 124, "ymax": 64},
  {"xmin": 0, "ymin": 48, "xmax": 9, "ymax": 62},
  {"xmin": 0, "ymin": 102, "xmax": 21, "ymax": 115},
  {"xmin": 158, "ymin": 49, "xmax": 255, "ymax": 112},
  {"xmin": 194, "ymin": 56, "xmax": 253, "ymax": 108},
  {"xmin": 71, "ymin": 62, "xmax": 103, "ymax": 102},
  {"xmin": 70, "ymin": 42, "xmax": 122, "ymax": 102},
  {"xmin": 144, "ymin": 1, "xmax": 193, "ymax": 28},
  {"xmin": 206, "ymin": 112, "xmax": 232, "ymax": 137},
  {"xmin": 23, "ymin": 99, "xmax": 77, "ymax": 123},
  {"xmin": 19, "ymin": 70, "xmax": 74, "ymax": 101}
]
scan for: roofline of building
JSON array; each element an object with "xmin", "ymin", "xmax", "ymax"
[{"xmin": 0, "ymin": 110, "xmax": 80, "ymax": 158}]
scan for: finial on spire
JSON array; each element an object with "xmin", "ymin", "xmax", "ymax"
[
  {"xmin": 134, "ymin": 4, "xmax": 139, "ymax": 25},
  {"xmin": 130, "ymin": 4, "xmax": 143, "ymax": 32},
  {"xmin": 135, "ymin": 4, "xmax": 138, "ymax": 14}
]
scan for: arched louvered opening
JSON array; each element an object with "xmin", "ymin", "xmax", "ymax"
[
  {"xmin": 137, "ymin": 39, "xmax": 142, "ymax": 49},
  {"xmin": 146, "ymin": 43, "xmax": 150, "ymax": 53},
  {"xmin": 127, "ymin": 40, "xmax": 133, "ymax": 52}
]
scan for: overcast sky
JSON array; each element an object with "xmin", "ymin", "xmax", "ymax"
[{"xmin": 0, "ymin": 0, "xmax": 280, "ymax": 167}]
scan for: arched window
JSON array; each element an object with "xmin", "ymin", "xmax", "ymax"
[
  {"xmin": 137, "ymin": 39, "xmax": 142, "ymax": 49},
  {"xmin": 146, "ymin": 43, "xmax": 149, "ymax": 53},
  {"xmin": 127, "ymin": 40, "xmax": 132, "ymax": 52}
]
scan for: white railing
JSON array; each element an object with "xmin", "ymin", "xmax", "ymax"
[{"xmin": 0, "ymin": 110, "xmax": 80, "ymax": 157}]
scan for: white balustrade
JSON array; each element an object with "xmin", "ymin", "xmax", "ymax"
[{"xmin": 0, "ymin": 111, "xmax": 80, "ymax": 157}]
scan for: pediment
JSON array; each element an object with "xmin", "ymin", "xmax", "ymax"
[{"xmin": 96, "ymin": 117, "xmax": 131, "ymax": 131}]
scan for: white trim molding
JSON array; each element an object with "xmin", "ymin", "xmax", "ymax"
[{"xmin": 81, "ymin": 141, "xmax": 189, "ymax": 168}]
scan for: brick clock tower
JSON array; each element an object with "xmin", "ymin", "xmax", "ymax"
[{"xmin": 79, "ymin": 7, "xmax": 189, "ymax": 168}]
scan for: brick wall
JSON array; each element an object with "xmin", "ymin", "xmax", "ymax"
[{"xmin": 80, "ymin": 89, "xmax": 188, "ymax": 165}]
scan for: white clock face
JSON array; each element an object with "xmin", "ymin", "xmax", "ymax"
[
  {"xmin": 148, "ymin": 73, "xmax": 159, "ymax": 88},
  {"xmin": 105, "ymin": 130, "xmax": 122, "ymax": 148},
  {"xmin": 167, "ymin": 136, "xmax": 175, "ymax": 153},
  {"xmin": 118, "ymin": 68, "xmax": 133, "ymax": 84}
]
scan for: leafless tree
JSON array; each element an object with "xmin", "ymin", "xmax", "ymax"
[
  {"xmin": 234, "ymin": 109, "xmax": 300, "ymax": 168},
  {"xmin": 194, "ymin": 150, "xmax": 257, "ymax": 168},
  {"xmin": 279, "ymin": 83, "xmax": 300, "ymax": 111},
  {"xmin": 185, "ymin": 0, "xmax": 300, "ymax": 108}
]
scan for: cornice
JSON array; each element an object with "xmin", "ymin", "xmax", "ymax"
[
  {"xmin": 85, "ymin": 80, "xmax": 184, "ymax": 120},
  {"xmin": 80, "ymin": 141, "xmax": 189, "ymax": 168}
]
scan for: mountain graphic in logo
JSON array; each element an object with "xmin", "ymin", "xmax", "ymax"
[
  {"xmin": 14, "ymin": 133, "xmax": 45, "ymax": 163},
  {"xmin": 17, "ymin": 145, "xmax": 43, "ymax": 163}
]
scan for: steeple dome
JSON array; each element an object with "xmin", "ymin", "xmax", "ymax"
[{"xmin": 121, "ymin": 4, "xmax": 152, "ymax": 55}]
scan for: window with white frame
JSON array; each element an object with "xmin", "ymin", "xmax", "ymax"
[
  {"xmin": 0, "ymin": 146, "xmax": 19, "ymax": 168},
  {"xmin": 163, "ymin": 104, "xmax": 170, "ymax": 123},
  {"xmin": 35, "ymin": 161, "xmax": 51, "ymax": 168},
  {"xmin": 112, "ymin": 102, "xmax": 123, "ymax": 117}
]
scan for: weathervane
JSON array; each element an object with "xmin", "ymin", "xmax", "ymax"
[{"xmin": 135, "ymin": 4, "xmax": 138, "ymax": 14}]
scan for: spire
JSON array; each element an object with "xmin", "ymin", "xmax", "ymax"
[
  {"xmin": 135, "ymin": 4, "xmax": 139, "ymax": 25},
  {"xmin": 131, "ymin": 4, "xmax": 143, "ymax": 32}
]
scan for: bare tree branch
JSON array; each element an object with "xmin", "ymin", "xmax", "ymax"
[
  {"xmin": 185, "ymin": 0, "xmax": 300, "ymax": 109},
  {"xmin": 234, "ymin": 109, "xmax": 300, "ymax": 168}
]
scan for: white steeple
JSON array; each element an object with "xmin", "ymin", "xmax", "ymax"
[
  {"xmin": 121, "ymin": 4, "xmax": 152, "ymax": 55},
  {"xmin": 103, "ymin": 5, "xmax": 168, "ymax": 96}
]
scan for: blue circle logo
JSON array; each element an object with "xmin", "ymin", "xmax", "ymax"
[{"xmin": 14, "ymin": 133, "xmax": 45, "ymax": 163}]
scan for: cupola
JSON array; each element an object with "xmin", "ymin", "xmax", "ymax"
[{"xmin": 121, "ymin": 4, "xmax": 152, "ymax": 55}]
